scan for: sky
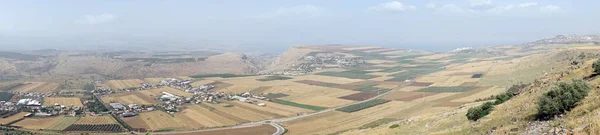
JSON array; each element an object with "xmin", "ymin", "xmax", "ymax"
[{"xmin": 0, "ymin": 0, "xmax": 599, "ymax": 52}]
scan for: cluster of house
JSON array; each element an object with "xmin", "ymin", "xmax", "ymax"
[
  {"xmin": 269, "ymin": 53, "xmax": 365, "ymax": 75},
  {"xmin": 529, "ymin": 34, "xmax": 600, "ymax": 45},
  {"xmin": 0, "ymin": 97, "xmax": 81, "ymax": 118}
]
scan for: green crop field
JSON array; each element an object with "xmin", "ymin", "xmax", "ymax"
[
  {"xmin": 0, "ymin": 92, "xmax": 14, "ymax": 101},
  {"xmin": 336, "ymin": 99, "xmax": 390, "ymax": 112},
  {"xmin": 273, "ymin": 100, "xmax": 327, "ymax": 111},
  {"xmin": 265, "ymin": 93, "xmax": 289, "ymax": 99},
  {"xmin": 417, "ymin": 86, "xmax": 477, "ymax": 92}
]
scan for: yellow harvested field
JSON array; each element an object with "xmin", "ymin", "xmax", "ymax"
[
  {"xmin": 415, "ymin": 75, "xmax": 450, "ymax": 82},
  {"xmin": 13, "ymin": 116, "xmax": 63, "ymax": 130},
  {"xmin": 173, "ymin": 105, "xmax": 237, "ymax": 129},
  {"xmin": 74, "ymin": 116, "xmax": 117, "ymax": 124},
  {"xmin": 572, "ymin": 44, "xmax": 600, "ymax": 50},
  {"xmin": 430, "ymin": 75, "xmax": 480, "ymax": 86},
  {"xmin": 43, "ymin": 97, "xmax": 83, "ymax": 109},
  {"xmin": 141, "ymin": 87, "xmax": 192, "ymax": 97},
  {"xmin": 227, "ymin": 101, "xmax": 312, "ymax": 117},
  {"xmin": 451, "ymin": 86, "xmax": 505, "ymax": 102},
  {"xmin": 365, "ymin": 60, "xmax": 397, "ymax": 64},
  {"xmin": 342, "ymin": 46, "xmax": 380, "ymax": 51},
  {"xmin": 139, "ymin": 111, "xmax": 185, "ymax": 131},
  {"xmin": 191, "ymin": 80, "xmax": 216, "ymax": 87},
  {"xmin": 282, "ymin": 111, "xmax": 381, "ymax": 135},
  {"xmin": 0, "ymin": 112, "xmax": 29, "ymax": 125},
  {"xmin": 204, "ymin": 103, "xmax": 276, "ymax": 122},
  {"xmin": 446, "ymin": 61, "xmax": 495, "ymax": 73},
  {"xmin": 105, "ymin": 79, "xmax": 144, "ymax": 90},
  {"xmin": 416, "ymin": 54, "xmax": 452, "ymax": 60},
  {"xmin": 144, "ymin": 78, "xmax": 165, "ymax": 84},
  {"xmin": 12, "ymin": 82, "xmax": 59, "ymax": 93},
  {"xmin": 217, "ymin": 85, "xmax": 261, "ymax": 93},
  {"xmin": 281, "ymin": 95, "xmax": 355, "ymax": 108},
  {"xmin": 102, "ymin": 92, "xmax": 157, "ymax": 105},
  {"xmin": 396, "ymin": 86, "xmax": 425, "ymax": 92},
  {"xmin": 291, "ymin": 75, "xmax": 364, "ymax": 84}
]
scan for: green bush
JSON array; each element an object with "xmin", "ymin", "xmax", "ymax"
[
  {"xmin": 389, "ymin": 124, "xmax": 399, "ymax": 128},
  {"xmin": 537, "ymin": 79, "xmax": 590, "ymax": 120},
  {"xmin": 466, "ymin": 102, "xmax": 494, "ymax": 121},
  {"xmin": 593, "ymin": 59, "xmax": 600, "ymax": 73}
]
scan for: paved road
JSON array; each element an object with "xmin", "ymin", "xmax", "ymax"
[{"xmin": 138, "ymin": 84, "xmax": 401, "ymax": 135}]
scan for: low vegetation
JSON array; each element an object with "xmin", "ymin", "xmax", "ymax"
[
  {"xmin": 593, "ymin": 59, "xmax": 600, "ymax": 73},
  {"xmin": 256, "ymin": 76, "xmax": 293, "ymax": 81},
  {"xmin": 265, "ymin": 93, "xmax": 289, "ymax": 99},
  {"xmin": 537, "ymin": 79, "xmax": 590, "ymax": 120},
  {"xmin": 466, "ymin": 84, "xmax": 527, "ymax": 121},
  {"xmin": 336, "ymin": 99, "xmax": 390, "ymax": 113},
  {"xmin": 417, "ymin": 86, "xmax": 476, "ymax": 92},
  {"xmin": 360, "ymin": 118, "xmax": 397, "ymax": 129},
  {"xmin": 273, "ymin": 100, "xmax": 327, "ymax": 111},
  {"xmin": 189, "ymin": 74, "xmax": 254, "ymax": 79},
  {"xmin": 317, "ymin": 70, "xmax": 378, "ymax": 79},
  {"xmin": 355, "ymin": 83, "xmax": 391, "ymax": 93}
]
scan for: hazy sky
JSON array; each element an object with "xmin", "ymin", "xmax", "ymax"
[{"xmin": 1, "ymin": 0, "xmax": 598, "ymax": 52}]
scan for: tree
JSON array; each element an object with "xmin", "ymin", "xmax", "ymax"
[
  {"xmin": 593, "ymin": 59, "xmax": 600, "ymax": 73},
  {"xmin": 537, "ymin": 79, "xmax": 590, "ymax": 120}
]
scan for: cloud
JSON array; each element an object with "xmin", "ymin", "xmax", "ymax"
[
  {"xmin": 485, "ymin": 5, "xmax": 515, "ymax": 14},
  {"xmin": 519, "ymin": 2, "xmax": 538, "ymax": 8},
  {"xmin": 76, "ymin": 14, "xmax": 117, "ymax": 25},
  {"xmin": 469, "ymin": 0, "xmax": 492, "ymax": 7},
  {"xmin": 540, "ymin": 5, "xmax": 564, "ymax": 13},
  {"xmin": 437, "ymin": 4, "xmax": 464, "ymax": 13},
  {"xmin": 367, "ymin": 1, "xmax": 417, "ymax": 12},
  {"xmin": 426, "ymin": 2, "xmax": 436, "ymax": 9}
]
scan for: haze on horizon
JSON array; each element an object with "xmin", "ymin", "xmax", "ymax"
[{"xmin": 1, "ymin": 0, "xmax": 598, "ymax": 52}]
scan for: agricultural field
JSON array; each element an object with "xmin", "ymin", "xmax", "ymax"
[
  {"xmin": 143, "ymin": 78, "xmax": 165, "ymax": 84},
  {"xmin": 0, "ymin": 112, "xmax": 28, "ymax": 125},
  {"xmin": 74, "ymin": 115, "xmax": 118, "ymax": 124},
  {"xmin": 170, "ymin": 124, "xmax": 276, "ymax": 135},
  {"xmin": 103, "ymin": 79, "xmax": 144, "ymax": 90},
  {"xmin": 8, "ymin": 82, "xmax": 59, "ymax": 93},
  {"xmin": 43, "ymin": 97, "xmax": 83, "ymax": 109},
  {"xmin": 13, "ymin": 116, "xmax": 78, "ymax": 130},
  {"xmin": 102, "ymin": 91, "xmax": 158, "ymax": 105},
  {"xmin": 336, "ymin": 99, "xmax": 390, "ymax": 113},
  {"xmin": 138, "ymin": 111, "xmax": 185, "ymax": 131}
]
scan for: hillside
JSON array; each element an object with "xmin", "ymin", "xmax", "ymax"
[{"xmin": 340, "ymin": 45, "xmax": 600, "ymax": 135}]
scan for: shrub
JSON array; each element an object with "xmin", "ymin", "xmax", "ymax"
[
  {"xmin": 537, "ymin": 79, "xmax": 590, "ymax": 120},
  {"xmin": 389, "ymin": 124, "xmax": 399, "ymax": 128},
  {"xmin": 593, "ymin": 59, "xmax": 600, "ymax": 73},
  {"xmin": 466, "ymin": 101, "xmax": 494, "ymax": 121}
]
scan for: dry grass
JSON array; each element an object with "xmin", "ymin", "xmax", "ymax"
[
  {"xmin": 430, "ymin": 75, "xmax": 480, "ymax": 87},
  {"xmin": 290, "ymin": 75, "xmax": 365, "ymax": 84},
  {"xmin": 191, "ymin": 80, "xmax": 216, "ymax": 87},
  {"xmin": 43, "ymin": 97, "xmax": 83, "ymax": 109},
  {"xmin": 342, "ymin": 46, "xmax": 381, "ymax": 51},
  {"xmin": 11, "ymin": 82, "xmax": 59, "ymax": 93},
  {"xmin": 144, "ymin": 78, "xmax": 165, "ymax": 84},
  {"xmin": 105, "ymin": 79, "xmax": 144, "ymax": 90}
]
